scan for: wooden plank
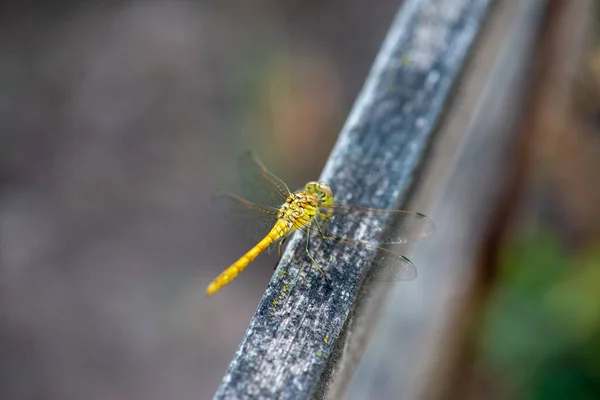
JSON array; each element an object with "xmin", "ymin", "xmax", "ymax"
[
  {"xmin": 213, "ymin": 0, "xmax": 492, "ymax": 398},
  {"xmin": 346, "ymin": 0, "xmax": 550, "ymax": 399}
]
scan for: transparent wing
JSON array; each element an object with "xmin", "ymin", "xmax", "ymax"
[
  {"xmin": 368, "ymin": 246, "xmax": 417, "ymax": 281},
  {"xmin": 301, "ymin": 228, "xmax": 417, "ymax": 281},
  {"xmin": 320, "ymin": 205, "xmax": 435, "ymax": 244},
  {"xmin": 238, "ymin": 151, "xmax": 291, "ymax": 209},
  {"xmin": 212, "ymin": 191, "xmax": 280, "ymax": 244}
]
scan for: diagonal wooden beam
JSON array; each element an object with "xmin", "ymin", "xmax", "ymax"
[{"xmin": 214, "ymin": 1, "xmax": 492, "ymax": 398}]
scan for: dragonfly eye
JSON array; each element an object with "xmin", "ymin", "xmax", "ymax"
[{"xmin": 318, "ymin": 182, "xmax": 332, "ymax": 198}]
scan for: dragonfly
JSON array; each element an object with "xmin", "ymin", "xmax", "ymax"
[{"xmin": 206, "ymin": 152, "xmax": 434, "ymax": 296}]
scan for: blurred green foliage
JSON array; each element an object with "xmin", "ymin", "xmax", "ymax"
[{"xmin": 479, "ymin": 232, "xmax": 600, "ymax": 399}]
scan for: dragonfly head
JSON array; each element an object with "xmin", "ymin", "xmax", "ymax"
[{"xmin": 305, "ymin": 181, "xmax": 333, "ymax": 207}]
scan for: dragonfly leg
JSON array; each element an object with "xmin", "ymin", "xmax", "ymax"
[
  {"xmin": 314, "ymin": 219, "xmax": 339, "ymax": 262},
  {"xmin": 277, "ymin": 237, "xmax": 287, "ymax": 261},
  {"xmin": 305, "ymin": 224, "xmax": 326, "ymax": 277},
  {"xmin": 315, "ymin": 218, "xmax": 334, "ymax": 241},
  {"xmin": 273, "ymin": 237, "xmax": 287, "ymax": 270}
]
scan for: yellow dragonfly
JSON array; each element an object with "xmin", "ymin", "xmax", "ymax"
[{"xmin": 206, "ymin": 152, "xmax": 434, "ymax": 296}]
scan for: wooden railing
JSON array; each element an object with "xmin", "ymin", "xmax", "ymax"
[{"xmin": 213, "ymin": 0, "xmax": 548, "ymax": 398}]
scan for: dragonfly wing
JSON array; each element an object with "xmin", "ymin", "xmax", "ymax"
[
  {"xmin": 303, "ymin": 227, "xmax": 417, "ymax": 281},
  {"xmin": 320, "ymin": 206, "xmax": 434, "ymax": 245},
  {"xmin": 212, "ymin": 191, "xmax": 280, "ymax": 244},
  {"xmin": 238, "ymin": 151, "xmax": 291, "ymax": 208},
  {"xmin": 368, "ymin": 246, "xmax": 417, "ymax": 281}
]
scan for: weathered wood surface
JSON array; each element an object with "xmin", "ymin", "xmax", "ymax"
[
  {"xmin": 214, "ymin": 0, "xmax": 492, "ymax": 398},
  {"xmin": 347, "ymin": 0, "xmax": 549, "ymax": 399}
]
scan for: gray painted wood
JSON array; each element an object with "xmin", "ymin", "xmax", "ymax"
[{"xmin": 214, "ymin": 0, "xmax": 492, "ymax": 398}]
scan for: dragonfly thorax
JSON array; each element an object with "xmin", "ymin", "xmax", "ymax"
[{"xmin": 278, "ymin": 192, "xmax": 320, "ymax": 231}]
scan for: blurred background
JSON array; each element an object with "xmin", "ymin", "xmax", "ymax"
[
  {"xmin": 0, "ymin": 1, "xmax": 397, "ymax": 399},
  {"xmin": 1, "ymin": 0, "xmax": 600, "ymax": 399}
]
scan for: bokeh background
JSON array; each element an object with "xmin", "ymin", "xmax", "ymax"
[
  {"xmin": 0, "ymin": 1, "xmax": 399, "ymax": 399},
  {"xmin": 2, "ymin": 1, "xmax": 600, "ymax": 399}
]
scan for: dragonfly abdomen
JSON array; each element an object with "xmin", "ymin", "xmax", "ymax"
[{"xmin": 205, "ymin": 219, "xmax": 290, "ymax": 296}]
